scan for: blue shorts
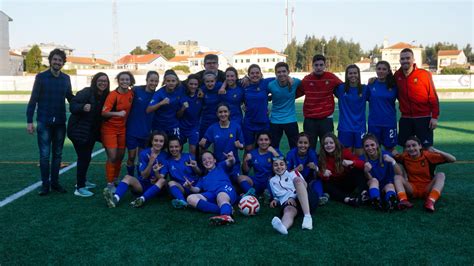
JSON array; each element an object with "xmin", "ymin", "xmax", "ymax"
[
  {"xmin": 378, "ymin": 177, "xmax": 394, "ymax": 190},
  {"xmin": 180, "ymin": 128, "xmax": 199, "ymax": 146},
  {"xmin": 201, "ymin": 185, "xmax": 238, "ymax": 205},
  {"xmin": 368, "ymin": 125, "xmax": 397, "ymax": 149},
  {"xmin": 338, "ymin": 130, "xmax": 365, "ymax": 149},
  {"xmin": 126, "ymin": 135, "xmax": 148, "ymax": 150},
  {"xmin": 242, "ymin": 122, "xmax": 270, "ymax": 147},
  {"xmin": 131, "ymin": 179, "xmax": 153, "ymax": 195},
  {"xmin": 249, "ymin": 176, "xmax": 269, "ymax": 195}
]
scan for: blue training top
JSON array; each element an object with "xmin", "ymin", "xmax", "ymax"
[
  {"xmin": 360, "ymin": 150, "xmax": 395, "ymax": 186},
  {"xmin": 285, "ymin": 147, "xmax": 318, "ymax": 179},
  {"xmin": 243, "ymin": 78, "xmax": 274, "ymax": 127},
  {"xmin": 149, "ymin": 86, "xmax": 183, "ymax": 131},
  {"xmin": 267, "ymin": 78, "xmax": 301, "ymax": 124},
  {"xmin": 200, "ymin": 82, "xmax": 223, "ymax": 130},
  {"xmin": 179, "ymin": 93, "xmax": 202, "ymax": 133},
  {"xmin": 166, "ymin": 152, "xmax": 199, "ymax": 185},
  {"xmin": 195, "ymin": 161, "xmax": 234, "ymax": 193},
  {"xmin": 219, "ymin": 86, "xmax": 245, "ymax": 125},
  {"xmin": 204, "ymin": 121, "xmax": 244, "ymax": 163},
  {"xmin": 367, "ymin": 79, "xmax": 398, "ymax": 128},
  {"xmin": 334, "ymin": 83, "xmax": 369, "ymax": 132},
  {"xmin": 126, "ymin": 85, "xmax": 155, "ymax": 139},
  {"xmin": 138, "ymin": 148, "xmax": 169, "ymax": 183},
  {"xmin": 247, "ymin": 148, "xmax": 282, "ymax": 183}
]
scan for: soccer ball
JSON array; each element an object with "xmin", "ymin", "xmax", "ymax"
[{"xmin": 238, "ymin": 195, "xmax": 260, "ymax": 216}]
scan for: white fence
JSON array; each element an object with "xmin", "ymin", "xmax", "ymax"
[{"xmin": 0, "ymin": 72, "xmax": 472, "ymax": 91}]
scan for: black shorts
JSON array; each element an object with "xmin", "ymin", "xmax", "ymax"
[
  {"xmin": 303, "ymin": 117, "xmax": 334, "ymax": 149},
  {"xmin": 398, "ymin": 117, "xmax": 433, "ymax": 147},
  {"xmin": 280, "ymin": 198, "xmax": 302, "ymax": 216}
]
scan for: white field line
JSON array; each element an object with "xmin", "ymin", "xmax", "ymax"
[{"xmin": 0, "ymin": 148, "xmax": 105, "ymax": 208}]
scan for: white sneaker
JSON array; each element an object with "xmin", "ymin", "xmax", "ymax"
[
  {"xmin": 106, "ymin": 183, "xmax": 116, "ymax": 194},
  {"xmin": 74, "ymin": 187, "xmax": 94, "ymax": 197},
  {"xmin": 302, "ymin": 215, "xmax": 313, "ymax": 230},
  {"xmin": 271, "ymin": 217, "xmax": 288, "ymax": 235},
  {"xmin": 85, "ymin": 180, "xmax": 97, "ymax": 189}
]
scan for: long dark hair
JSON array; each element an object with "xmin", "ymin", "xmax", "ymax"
[
  {"xmin": 90, "ymin": 72, "xmax": 110, "ymax": 99},
  {"xmin": 344, "ymin": 64, "xmax": 362, "ymax": 97},
  {"xmin": 376, "ymin": 61, "xmax": 396, "ymax": 91},
  {"xmin": 362, "ymin": 133, "xmax": 384, "ymax": 167}
]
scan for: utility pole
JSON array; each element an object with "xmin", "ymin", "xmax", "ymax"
[{"xmin": 112, "ymin": 0, "xmax": 119, "ymax": 66}]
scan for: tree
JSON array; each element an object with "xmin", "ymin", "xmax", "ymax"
[
  {"xmin": 171, "ymin": 65, "xmax": 190, "ymax": 73},
  {"xmin": 130, "ymin": 46, "xmax": 149, "ymax": 55},
  {"xmin": 284, "ymin": 39, "xmax": 298, "ymax": 72},
  {"xmin": 440, "ymin": 66, "xmax": 468, "ymax": 75},
  {"xmin": 463, "ymin": 43, "xmax": 473, "ymax": 63},
  {"xmin": 25, "ymin": 45, "xmax": 43, "ymax": 73},
  {"xmin": 146, "ymin": 39, "xmax": 175, "ymax": 59}
]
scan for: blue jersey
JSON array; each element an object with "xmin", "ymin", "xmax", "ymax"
[
  {"xmin": 179, "ymin": 93, "xmax": 202, "ymax": 132},
  {"xmin": 219, "ymin": 86, "xmax": 244, "ymax": 125},
  {"xmin": 126, "ymin": 86, "xmax": 154, "ymax": 139},
  {"xmin": 360, "ymin": 151, "xmax": 395, "ymax": 186},
  {"xmin": 285, "ymin": 147, "xmax": 318, "ymax": 179},
  {"xmin": 166, "ymin": 153, "xmax": 199, "ymax": 184},
  {"xmin": 335, "ymin": 83, "xmax": 369, "ymax": 132},
  {"xmin": 200, "ymin": 82, "xmax": 223, "ymax": 129},
  {"xmin": 138, "ymin": 148, "xmax": 169, "ymax": 182},
  {"xmin": 267, "ymin": 78, "xmax": 301, "ymax": 124},
  {"xmin": 243, "ymin": 78, "xmax": 273, "ymax": 126},
  {"xmin": 247, "ymin": 148, "xmax": 282, "ymax": 183},
  {"xmin": 367, "ymin": 79, "xmax": 398, "ymax": 128},
  {"xmin": 149, "ymin": 86, "xmax": 182, "ymax": 131},
  {"xmin": 204, "ymin": 121, "xmax": 244, "ymax": 163},
  {"xmin": 195, "ymin": 161, "xmax": 233, "ymax": 193}
]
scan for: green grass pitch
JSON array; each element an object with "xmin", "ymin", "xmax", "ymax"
[{"xmin": 0, "ymin": 101, "xmax": 473, "ymax": 264}]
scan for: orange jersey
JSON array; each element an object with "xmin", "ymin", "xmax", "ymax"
[
  {"xmin": 101, "ymin": 89, "xmax": 134, "ymax": 132},
  {"xmin": 395, "ymin": 150, "xmax": 447, "ymax": 184}
]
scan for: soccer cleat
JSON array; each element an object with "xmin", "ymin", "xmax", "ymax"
[
  {"xmin": 243, "ymin": 187, "xmax": 256, "ymax": 197},
  {"xmin": 85, "ymin": 180, "xmax": 97, "ymax": 189},
  {"xmin": 424, "ymin": 199, "xmax": 436, "ymax": 212},
  {"xmin": 346, "ymin": 197, "xmax": 359, "ymax": 207},
  {"xmin": 74, "ymin": 187, "xmax": 94, "ymax": 197},
  {"xmin": 302, "ymin": 215, "xmax": 313, "ymax": 230},
  {"xmin": 209, "ymin": 215, "xmax": 235, "ymax": 226},
  {"xmin": 51, "ymin": 183, "xmax": 67, "ymax": 193},
  {"xmin": 103, "ymin": 187, "xmax": 118, "ymax": 208},
  {"xmin": 38, "ymin": 186, "xmax": 49, "ymax": 196},
  {"xmin": 318, "ymin": 193, "xmax": 330, "ymax": 206},
  {"xmin": 360, "ymin": 190, "xmax": 370, "ymax": 205},
  {"xmin": 371, "ymin": 197, "xmax": 382, "ymax": 210},
  {"xmin": 171, "ymin": 199, "xmax": 188, "ymax": 209},
  {"xmin": 386, "ymin": 194, "xmax": 398, "ymax": 212},
  {"xmin": 106, "ymin": 183, "xmax": 116, "ymax": 194},
  {"xmin": 130, "ymin": 197, "xmax": 145, "ymax": 208},
  {"xmin": 398, "ymin": 199, "xmax": 414, "ymax": 210},
  {"xmin": 271, "ymin": 217, "xmax": 288, "ymax": 235}
]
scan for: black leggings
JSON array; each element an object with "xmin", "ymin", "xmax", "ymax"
[
  {"xmin": 72, "ymin": 141, "xmax": 96, "ymax": 188},
  {"xmin": 322, "ymin": 170, "xmax": 367, "ymax": 202}
]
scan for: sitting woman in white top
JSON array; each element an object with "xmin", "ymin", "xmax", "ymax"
[{"xmin": 269, "ymin": 156, "xmax": 318, "ymax": 235}]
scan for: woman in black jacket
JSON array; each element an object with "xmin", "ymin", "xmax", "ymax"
[{"xmin": 68, "ymin": 72, "xmax": 110, "ymax": 197}]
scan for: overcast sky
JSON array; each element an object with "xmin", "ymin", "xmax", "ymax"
[{"xmin": 2, "ymin": 0, "xmax": 473, "ymax": 60}]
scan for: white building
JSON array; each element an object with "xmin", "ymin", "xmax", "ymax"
[
  {"xmin": 381, "ymin": 42, "xmax": 423, "ymax": 71},
  {"xmin": 9, "ymin": 51, "xmax": 23, "ymax": 75},
  {"xmin": 437, "ymin": 50, "xmax": 468, "ymax": 71},
  {"xmin": 188, "ymin": 51, "xmax": 229, "ymax": 73},
  {"xmin": 232, "ymin": 47, "xmax": 286, "ymax": 72},
  {"xmin": 355, "ymin": 57, "xmax": 371, "ymax": 71},
  {"xmin": 64, "ymin": 56, "xmax": 111, "ymax": 70},
  {"xmin": 115, "ymin": 54, "xmax": 168, "ymax": 71},
  {"xmin": 0, "ymin": 11, "xmax": 13, "ymax": 76},
  {"xmin": 20, "ymin": 42, "xmax": 74, "ymax": 66}
]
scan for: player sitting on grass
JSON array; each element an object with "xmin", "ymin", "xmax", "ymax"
[
  {"xmin": 103, "ymin": 131, "xmax": 168, "ymax": 208},
  {"xmin": 185, "ymin": 151, "xmax": 238, "ymax": 226},
  {"xmin": 393, "ymin": 136, "xmax": 456, "ymax": 212},
  {"xmin": 361, "ymin": 134, "xmax": 400, "ymax": 211},
  {"xmin": 269, "ymin": 157, "xmax": 316, "ymax": 235},
  {"xmin": 166, "ymin": 136, "xmax": 201, "ymax": 209}
]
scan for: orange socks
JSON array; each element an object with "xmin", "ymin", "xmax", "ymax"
[
  {"xmin": 105, "ymin": 162, "xmax": 115, "ymax": 183},
  {"xmin": 397, "ymin": 191, "xmax": 408, "ymax": 201},
  {"xmin": 428, "ymin": 189, "xmax": 440, "ymax": 202}
]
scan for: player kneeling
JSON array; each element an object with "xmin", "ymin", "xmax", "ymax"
[{"xmin": 269, "ymin": 157, "xmax": 317, "ymax": 235}]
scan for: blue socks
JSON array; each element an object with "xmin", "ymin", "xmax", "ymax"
[
  {"xmin": 115, "ymin": 182, "xmax": 129, "ymax": 198},
  {"xmin": 240, "ymin": 180, "xmax": 252, "ymax": 193},
  {"xmin": 196, "ymin": 200, "xmax": 220, "ymax": 214},
  {"xmin": 169, "ymin": 185, "xmax": 185, "ymax": 201},
  {"xmin": 369, "ymin": 187, "xmax": 380, "ymax": 199},
  {"xmin": 385, "ymin": 190, "xmax": 396, "ymax": 202},
  {"xmin": 220, "ymin": 203, "xmax": 232, "ymax": 215},
  {"xmin": 142, "ymin": 185, "xmax": 161, "ymax": 200}
]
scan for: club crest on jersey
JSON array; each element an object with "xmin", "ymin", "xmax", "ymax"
[
  {"xmin": 325, "ymin": 81, "xmax": 329, "ymax": 85},
  {"xmin": 267, "ymin": 158, "xmax": 271, "ymax": 163},
  {"xmin": 215, "ymin": 134, "xmax": 220, "ymax": 139},
  {"xmin": 233, "ymin": 94, "xmax": 237, "ymax": 98},
  {"xmin": 229, "ymin": 133, "xmax": 233, "ymax": 138},
  {"xmin": 413, "ymin": 78, "xmax": 418, "ymax": 83},
  {"xmin": 256, "ymin": 87, "xmax": 260, "ymax": 91}
]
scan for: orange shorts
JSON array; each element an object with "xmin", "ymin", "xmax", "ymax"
[
  {"xmin": 409, "ymin": 181, "xmax": 430, "ymax": 199},
  {"xmin": 101, "ymin": 130, "xmax": 126, "ymax": 149}
]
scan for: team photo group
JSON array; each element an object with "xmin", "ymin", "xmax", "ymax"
[{"xmin": 26, "ymin": 48, "xmax": 456, "ymax": 235}]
